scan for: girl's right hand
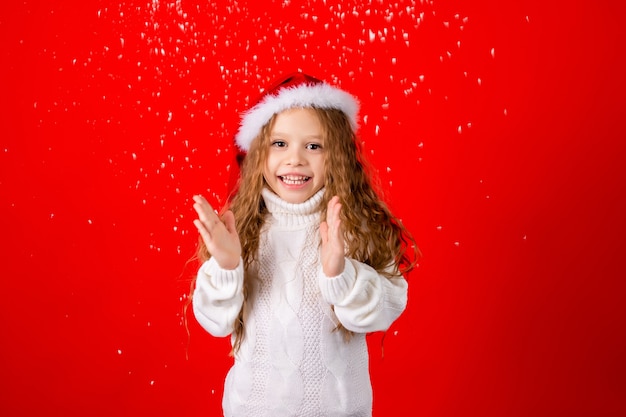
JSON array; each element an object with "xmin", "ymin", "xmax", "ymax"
[{"xmin": 192, "ymin": 195, "xmax": 241, "ymax": 270}]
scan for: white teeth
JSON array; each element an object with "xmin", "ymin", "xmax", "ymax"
[{"xmin": 281, "ymin": 175, "xmax": 309, "ymax": 184}]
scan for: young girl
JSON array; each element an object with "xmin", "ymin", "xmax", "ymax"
[{"xmin": 191, "ymin": 72, "xmax": 417, "ymax": 417}]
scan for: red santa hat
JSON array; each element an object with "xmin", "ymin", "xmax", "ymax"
[{"xmin": 234, "ymin": 72, "xmax": 360, "ymax": 152}]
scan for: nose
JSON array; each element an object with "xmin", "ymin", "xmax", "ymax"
[{"xmin": 286, "ymin": 146, "xmax": 305, "ymax": 166}]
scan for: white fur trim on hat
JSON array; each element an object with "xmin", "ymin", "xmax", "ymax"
[{"xmin": 235, "ymin": 82, "xmax": 360, "ymax": 152}]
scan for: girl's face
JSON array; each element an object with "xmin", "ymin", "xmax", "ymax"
[{"xmin": 263, "ymin": 107, "xmax": 326, "ymax": 204}]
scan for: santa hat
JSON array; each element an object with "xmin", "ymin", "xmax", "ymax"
[{"xmin": 234, "ymin": 72, "xmax": 360, "ymax": 152}]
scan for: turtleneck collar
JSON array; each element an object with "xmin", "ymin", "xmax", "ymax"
[{"xmin": 261, "ymin": 187, "xmax": 325, "ymax": 227}]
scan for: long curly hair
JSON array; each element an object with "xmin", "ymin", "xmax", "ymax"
[{"xmin": 194, "ymin": 107, "xmax": 419, "ymax": 354}]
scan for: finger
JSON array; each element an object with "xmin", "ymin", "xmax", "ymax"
[
  {"xmin": 328, "ymin": 202, "xmax": 343, "ymax": 244},
  {"xmin": 327, "ymin": 195, "xmax": 339, "ymax": 211},
  {"xmin": 319, "ymin": 221, "xmax": 329, "ymax": 244},
  {"xmin": 328, "ymin": 220, "xmax": 341, "ymax": 247},
  {"xmin": 193, "ymin": 204, "xmax": 215, "ymax": 231},
  {"xmin": 192, "ymin": 194, "xmax": 211, "ymax": 209},
  {"xmin": 193, "ymin": 195, "xmax": 217, "ymax": 216},
  {"xmin": 328, "ymin": 202, "xmax": 342, "ymax": 231},
  {"xmin": 193, "ymin": 195, "xmax": 217, "ymax": 218},
  {"xmin": 193, "ymin": 195, "xmax": 220, "ymax": 227},
  {"xmin": 222, "ymin": 210, "xmax": 237, "ymax": 234},
  {"xmin": 326, "ymin": 197, "xmax": 338, "ymax": 225},
  {"xmin": 332, "ymin": 202, "xmax": 342, "ymax": 223},
  {"xmin": 193, "ymin": 218, "xmax": 213, "ymax": 244}
]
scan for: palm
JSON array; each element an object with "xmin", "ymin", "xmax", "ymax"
[{"xmin": 320, "ymin": 196, "xmax": 345, "ymax": 277}]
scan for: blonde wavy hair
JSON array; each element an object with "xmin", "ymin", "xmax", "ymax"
[{"xmin": 193, "ymin": 107, "xmax": 418, "ymax": 354}]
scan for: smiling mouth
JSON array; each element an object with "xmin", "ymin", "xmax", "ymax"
[{"xmin": 279, "ymin": 175, "xmax": 310, "ymax": 185}]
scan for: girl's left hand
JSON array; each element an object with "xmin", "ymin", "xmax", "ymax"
[{"xmin": 320, "ymin": 196, "xmax": 345, "ymax": 276}]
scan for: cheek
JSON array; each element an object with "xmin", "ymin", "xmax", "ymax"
[
  {"xmin": 316, "ymin": 159, "xmax": 326, "ymax": 182},
  {"xmin": 262, "ymin": 157, "xmax": 274, "ymax": 181}
]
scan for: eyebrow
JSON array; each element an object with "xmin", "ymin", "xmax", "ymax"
[{"xmin": 270, "ymin": 132, "xmax": 324, "ymax": 140}]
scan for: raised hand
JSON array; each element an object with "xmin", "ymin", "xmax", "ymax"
[
  {"xmin": 320, "ymin": 196, "xmax": 346, "ymax": 277},
  {"xmin": 192, "ymin": 195, "xmax": 241, "ymax": 270}
]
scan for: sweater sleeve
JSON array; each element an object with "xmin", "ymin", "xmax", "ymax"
[
  {"xmin": 192, "ymin": 257, "xmax": 245, "ymax": 337},
  {"xmin": 318, "ymin": 258, "xmax": 408, "ymax": 333}
]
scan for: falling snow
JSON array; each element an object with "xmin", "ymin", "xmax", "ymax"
[{"xmin": 32, "ymin": 0, "xmax": 512, "ymax": 288}]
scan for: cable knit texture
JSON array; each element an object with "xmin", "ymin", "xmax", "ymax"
[{"xmin": 192, "ymin": 188, "xmax": 408, "ymax": 417}]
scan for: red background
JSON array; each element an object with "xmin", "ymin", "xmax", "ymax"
[{"xmin": 1, "ymin": 1, "xmax": 625, "ymax": 416}]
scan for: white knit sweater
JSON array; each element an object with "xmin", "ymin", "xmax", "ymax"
[{"xmin": 193, "ymin": 188, "xmax": 408, "ymax": 417}]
